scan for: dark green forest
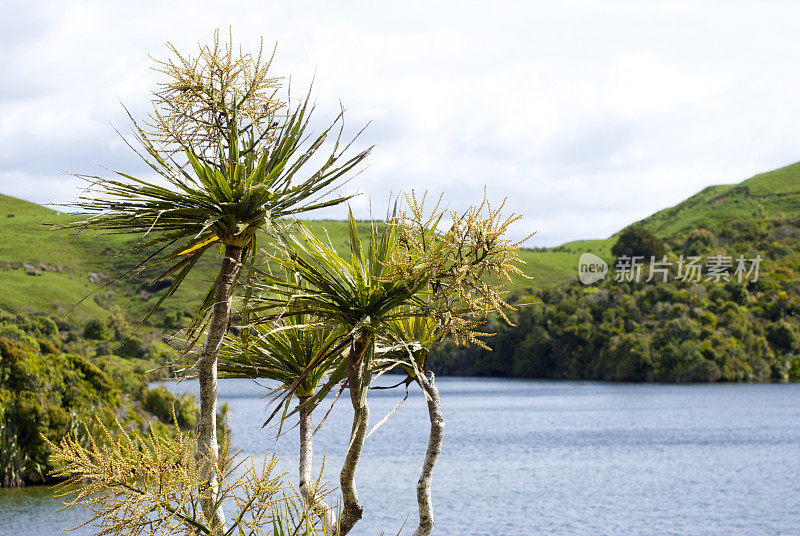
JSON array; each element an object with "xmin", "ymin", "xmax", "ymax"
[{"xmin": 431, "ymin": 217, "xmax": 800, "ymax": 382}]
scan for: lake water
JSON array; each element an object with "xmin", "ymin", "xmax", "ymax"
[{"xmin": 2, "ymin": 378, "xmax": 800, "ymax": 535}]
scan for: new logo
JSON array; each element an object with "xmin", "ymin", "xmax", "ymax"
[{"xmin": 578, "ymin": 253, "xmax": 608, "ymax": 285}]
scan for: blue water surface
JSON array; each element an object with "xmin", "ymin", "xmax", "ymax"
[{"xmin": 2, "ymin": 378, "xmax": 799, "ymax": 536}]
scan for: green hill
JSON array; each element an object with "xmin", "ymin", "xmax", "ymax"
[
  {"xmin": 636, "ymin": 161, "xmax": 800, "ymax": 237},
  {"xmin": 0, "ymin": 194, "xmax": 216, "ymax": 324},
  {"xmin": 0, "ymin": 195, "xmax": 395, "ymax": 325},
  {"xmin": 520, "ymin": 160, "xmax": 800, "ymax": 288},
  {"xmin": 0, "ymin": 160, "xmax": 799, "ymax": 321},
  {"xmin": 0, "ymin": 196, "xmax": 425, "ymax": 326},
  {"xmin": 0, "ymin": 193, "xmax": 567, "ymax": 324},
  {"xmin": 430, "ymin": 162, "xmax": 800, "ymax": 382}
]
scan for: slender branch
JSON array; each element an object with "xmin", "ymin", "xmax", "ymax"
[
  {"xmin": 413, "ymin": 372, "xmax": 444, "ymax": 536},
  {"xmin": 298, "ymin": 396, "xmax": 336, "ymax": 529},
  {"xmin": 338, "ymin": 335, "xmax": 371, "ymax": 535},
  {"xmin": 197, "ymin": 244, "xmax": 243, "ymax": 532}
]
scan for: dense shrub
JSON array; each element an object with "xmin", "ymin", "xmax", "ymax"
[
  {"xmin": 83, "ymin": 319, "xmax": 109, "ymax": 340},
  {"xmin": 612, "ymin": 225, "xmax": 667, "ymax": 259},
  {"xmin": 142, "ymin": 386, "xmax": 197, "ymax": 429},
  {"xmin": 0, "ymin": 313, "xmax": 197, "ymax": 486},
  {"xmin": 683, "ymin": 228, "xmax": 716, "ymax": 256},
  {"xmin": 0, "ymin": 326, "xmax": 119, "ymax": 485}
]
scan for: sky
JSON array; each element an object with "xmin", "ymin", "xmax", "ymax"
[{"xmin": 2, "ymin": 0, "xmax": 800, "ymax": 246}]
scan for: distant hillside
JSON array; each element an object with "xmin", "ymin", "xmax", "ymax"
[
  {"xmin": 432, "ymin": 211, "xmax": 800, "ymax": 382},
  {"xmin": 637, "ymin": 161, "xmax": 800, "ymax": 237},
  {"xmin": 0, "ymin": 194, "xmax": 216, "ymax": 324},
  {"xmin": 1, "ymin": 196, "xmax": 528, "ymax": 325},
  {"xmin": 521, "ymin": 160, "xmax": 800, "ymax": 288},
  {"xmin": 431, "ymin": 163, "xmax": 800, "ymax": 382},
  {"xmin": 0, "ymin": 195, "xmax": 385, "ymax": 325},
  {"xmin": 0, "ymin": 161, "xmax": 798, "ymax": 321}
]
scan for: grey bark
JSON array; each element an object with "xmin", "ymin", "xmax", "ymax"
[
  {"xmin": 299, "ymin": 396, "xmax": 314, "ymax": 492},
  {"xmin": 412, "ymin": 372, "xmax": 444, "ymax": 536},
  {"xmin": 197, "ymin": 245, "xmax": 242, "ymax": 532},
  {"xmin": 298, "ymin": 396, "xmax": 336, "ymax": 529},
  {"xmin": 338, "ymin": 335, "xmax": 371, "ymax": 535}
]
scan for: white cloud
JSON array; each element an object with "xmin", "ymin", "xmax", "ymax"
[{"xmin": 2, "ymin": 0, "xmax": 800, "ymax": 246}]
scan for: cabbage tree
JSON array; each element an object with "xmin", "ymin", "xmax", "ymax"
[
  {"xmin": 219, "ymin": 315, "xmax": 349, "ymax": 528},
  {"xmin": 243, "ymin": 194, "xmax": 531, "ymax": 534},
  {"xmin": 59, "ymin": 32, "xmax": 370, "ymax": 530}
]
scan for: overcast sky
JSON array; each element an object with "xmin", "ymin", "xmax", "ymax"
[{"xmin": 2, "ymin": 0, "xmax": 800, "ymax": 246}]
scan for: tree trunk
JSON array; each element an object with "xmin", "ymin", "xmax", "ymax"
[
  {"xmin": 299, "ymin": 395, "xmax": 314, "ymax": 495},
  {"xmin": 197, "ymin": 244, "xmax": 242, "ymax": 532},
  {"xmin": 298, "ymin": 396, "xmax": 336, "ymax": 529},
  {"xmin": 338, "ymin": 335, "xmax": 372, "ymax": 535},
  {"xmin": 413, "ymin": 373, "xmax": 444, "ymax": 536}
]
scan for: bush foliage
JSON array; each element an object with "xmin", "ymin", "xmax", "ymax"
[
  {"xmin": 431, "ymin": 217, "xmax": 800, "ymax": 382},
  {"xmin": 0, "ymin": 310, "xmax": 198, "ymax": 486}
]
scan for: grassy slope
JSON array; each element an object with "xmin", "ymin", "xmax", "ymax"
[
  {"xmin": 637, "ymin": 161, "xmax": 800, "ymax": 237},
  {"xmin": 516, "ymin": 239, "xmax": 615, "ymax": 290},
  {"xmin": 0, "ymin": 160, "xmax": 798, "ymax": 319},
  {"xmin": 519, "ymin": 160, "xmax": 800, "ymax": 288},
  {"xmin": 0, "ymin": 195, "xmax": 118, "ymax": 321},
  {"xmin": 0, "ymin": 196, "xmax": 399, "ymax": 323},
  {"xmin": 0, "ymin": 194, "xmax": 220, "ymax": 323}
]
